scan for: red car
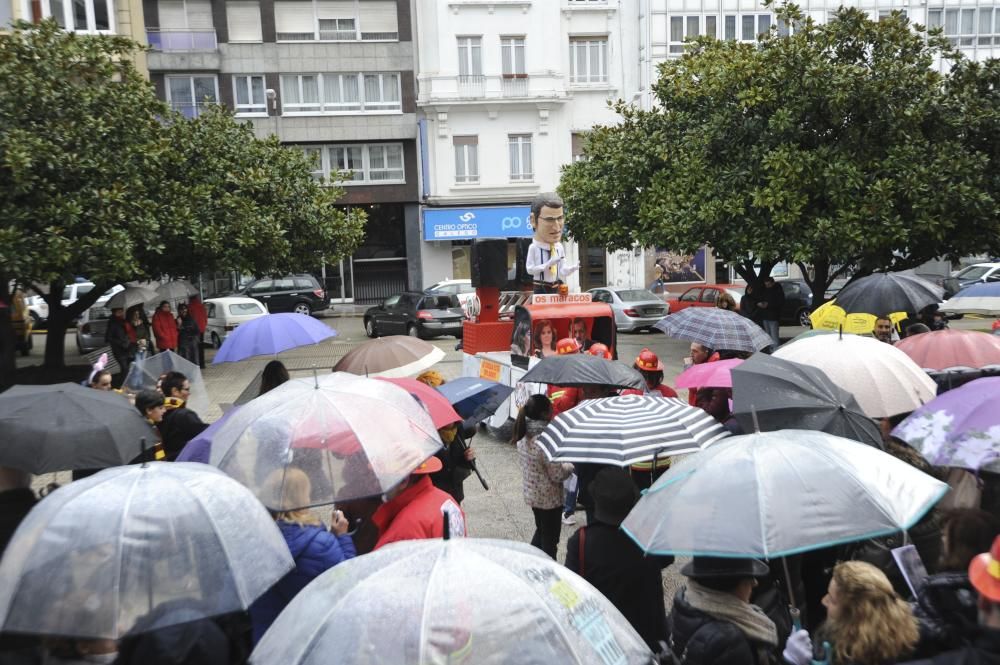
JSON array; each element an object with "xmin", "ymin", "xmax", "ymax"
[{"xmin": 665, "ymin": 285, "xmax": 745, "ymax": 313}]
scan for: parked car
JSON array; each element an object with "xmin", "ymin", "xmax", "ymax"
[
  {"xmin": 665, "ymin": 285, "xmax": 745, "ymax": 314},
  {"xmin": 24, "ymin": 294, "xmax": 48, "ymax": 327},
  {"xmin": 204, "ymin": 296, "xmax": 268, "ymax": 348},
  {"xmin": 824, "ymin": 278, "xmax": 849, "ymax": 300},
  {"xmin": 240, "ymin": 274, "xmax": 328, "ymax": 315},
  {"xmin": 75, "ymin": 285, "xmax": 134, "ymax": 353},
  {"xmin": 776, "ymin": 279, "xmax": 814, "ymax": 327},
  {"xmin": 364, "ymin": 292, "xmax": 465, "ymax": 339},
  {"xmin": 425, "ymin": 279, "xmax": 476, "ymax": 315},
  {"xmin": 587, "ymin": 287, "xmax": 668, "ymax": 332},
  {"xmin": 943, "ymin": 262, "xmax": 1000, "ymax": 298}
]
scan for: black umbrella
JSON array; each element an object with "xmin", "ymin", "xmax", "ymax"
[
  {"xmin": 731, "ymin": 354, "xmax": 884, "ymax": 448},
  {"xmin": 833, "ymin": 273, "xmax": 944, "ymax": 315},
  {"xmin": 0, "ymin": 383, "xmax": 158, "ymax": 473},
  {"xmin": 519, "ymin": 354, "xmax": 645, "ymax": 390}
]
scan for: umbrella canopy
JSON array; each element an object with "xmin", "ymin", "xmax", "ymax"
[
  {"xmin": 892, "ymin": 377, "xmax": 1000, "ymax": 472},
  {"xmin": 940, "ymin": 282, "xmax": 1000, "ymax": 316},
  {"xmin": 808, "ymin": 300, "xmax": 909, "ymax": 334},
  {"xmin": 251, "ymin": 538, "xmax": 654, "ymax": 665},
  {"xmin": 675, "ymin": 358, "xmax": 743, "ymax": 389},
  {"xmin": 332, "ymin": 335, "xmax": 446, "ymax": 378},
  {"xmin": 895, "ymin": 329, "xmax": 1000, "ymax": 371},
  {"xmin": 537, "ymin": 394, "xmax": 729, "ymax": 466},
  {"xmin": 731, "ymin": 353, "xmax": 884, "ymax": 448},
  {"xmin": 832, "ymin": 273, "xmax": 944, "ymax": 316},
  {"xmin": 212, "ymin": 313, "xmax": 337, "ymax": 364},
  {"xmin": 0, "ymin": 383, "xmax": 159, "ymax": 473},
  {"xmin": 153, "ymin": 280, "xmax": 198, "ymax": 304},
  {"xmin": 621, "ymin": 430, "xmax": 947, "ymax": 559},
  {"xmin": 0, "ymin": 463, "xmax": 293, "ymax": 639},
  {"xmin": 122, "ymin": 350, "xmax": 210, "ymax": 416},
  {"xmin": 209, "ymin": 372, "xmax": 443, "ymax": 510},
  {"xmin": 780, "ymin": 328, "xmax": 837, "ymax": 347},
  {"xmin": 435, "ymin": 376, "xmax": 514, "ymax": 423},
  {"xmin": 106, "ymin": 285, "xmax": 158, "ymax": 311},
  {"xmin": 376, "ymin": 377, "xmax": 461, "ymax": 429},
  {"xmin": 773, "ymin": 333, "xmax": 937, "ymax": 418},
  {"xmin": 519, "ymin": 354, "xmax": 645, "ymax": 390},
  {"xmin": 654, "ymin": 308, "xmax": 773, "ymax": 353}
]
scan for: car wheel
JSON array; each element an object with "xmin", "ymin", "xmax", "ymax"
[
  {"xmin": 365, "ymin": 318, "xmax": 378, "ymax": 338},
  {"xmin": 211, "ymin": 332, "xmax": 222, "ymax": 349},
  {"xmin": 407, "ymin": 323, "xmax": 421, "ymax": 338},
  {"xmin": 797, "ymin": 308, "xmax": 812, "ymax": 328},
  {"xmin": 293, "ymin": 302, "xmax": 311, "ymax": 316}
]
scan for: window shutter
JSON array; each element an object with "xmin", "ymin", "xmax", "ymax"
[
  {"xmin": 227, "ymin": 1, "xmax": 262, "ymax": 41},
  {"xmin": 316, "ymin": 0, "xmax": 353, "ymax": 18},
  {"xmin": 186, "ymin": 0, "xmax": 214, "ymax": 29},
  {"xmin": 158, "ymin": 0, "xmax": 187, "ymax": 29},
  {"xmin": 275, "ymin": 0, "xmax": 314, "ymax": 36},
  {"xmin": 359, "ymin": 0, "xmax": 396, "ymax": 34}
]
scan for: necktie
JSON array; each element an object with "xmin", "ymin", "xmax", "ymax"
[{"xmin": 549, "ymin": 244, "xmax": 557, "ymax": 279}]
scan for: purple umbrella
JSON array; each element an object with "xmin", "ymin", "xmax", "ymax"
[
  {"xmin": 892, "ymin": 377, "xmax": 1000, "ymax": 471},
  {"xmin": 176, "ymin": 407, "xmax": 239, "ymax": 463},
  {"xmin": 212, "ymin": 313, "xmax": 337, "ymax": 364}
]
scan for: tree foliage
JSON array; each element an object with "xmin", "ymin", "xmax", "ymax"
[{"xmin": 559, "ymin": 4, "xmax": 1000, "ymax": 297}]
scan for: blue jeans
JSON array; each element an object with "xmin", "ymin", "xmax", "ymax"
[
  {"xmin": 761, "ymin": 319, "xmax": 780, "ymax": 348},
  {"xmin": 563, "ymin": 475, "xmax": 578, "ymax": 516}
]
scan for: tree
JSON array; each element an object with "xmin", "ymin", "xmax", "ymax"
[{"xmin": 559, "ymin": 4, "xmax": 1000, "ymax": 300}]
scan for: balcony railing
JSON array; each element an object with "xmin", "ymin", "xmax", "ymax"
[
  {"xmin": 148, "ymin": 29, "xmax": 217, "ymax": 51},
  {"xmin": 501, "ymin": 75, "xmax": 529, "ymax": 97},
  {"xmin": 457, "ymin": 74, "xmax": 486, "ymax": 98},
  {"xmin": 170, "ymin": 101, "xmax": 217, "ymax": 119}
]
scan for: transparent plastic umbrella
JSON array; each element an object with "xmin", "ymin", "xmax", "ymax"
[
  {"xmin": 122, "ymin": 350, "xmax": 210, "ymax": 416},
  {"xmin": 0, "ymin": 463, "xmax": 293, "ymax": 640},
  {"xmin": 209, "ymin": 372, "xmax": 443, "ymax": 510},
  {"xmin": 106, "ymin": 286, "xmax": 158, "ymax": 311},
  {"xmin": 621, "ymin": 430, "xmax": 948, "ymax": 559},
  {"xmin": 251, "ymin": 538, "xmax": 655, "ymax": 665}
]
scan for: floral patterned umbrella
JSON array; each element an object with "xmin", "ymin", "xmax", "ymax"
[{"xmin": 892, "ymin": 377, "xmax": 1000, "ymax": 472}]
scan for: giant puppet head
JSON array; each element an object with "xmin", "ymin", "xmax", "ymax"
[{"xmin": 528, "ymin": 192, "xmax": 565, "ymax": 245}]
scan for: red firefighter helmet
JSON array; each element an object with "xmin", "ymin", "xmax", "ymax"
[
  {"xmin": 634, "ymin": 348, "xmax": 664, "ymax": 372},
  {"xmin": 556, "ymin": 337, "xmax": 581, "ymax": 355},
  {"xmin": 588, "ymin": 343, "xmax": 612, "ymax": 359}
]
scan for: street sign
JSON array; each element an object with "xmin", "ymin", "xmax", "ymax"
[{"xmin": 423, "ymin": 206, "xmax": 533, "ymax": 241}]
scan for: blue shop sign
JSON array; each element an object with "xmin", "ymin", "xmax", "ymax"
[{"xmin": 423, "ymin": 206, "xmax": 533, "ymax": 241}]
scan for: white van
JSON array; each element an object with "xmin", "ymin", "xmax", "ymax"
[{"xmin": 204, "ymin": 296, "xmax": 268, "ymax": 347}]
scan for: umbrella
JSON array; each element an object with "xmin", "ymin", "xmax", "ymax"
[
  {"xmin": 212, "ymin": 313, "xmax": 337, "ymax": 364},
  {"xmin": 892, "ymin": 377, "xmax": 1000, "ymax": 472},
  {"xmin": 376, "ymin": 377, "xmax": 461, "ymax": 429},
  {"xmin": 209, "ymin": 372, "xmax": 443, "ymax": 510},
  {"xmin": 153, "ymin": 279, "xmax": 198, "ymax": 302},
  {"xmin": 435, "ymin": 376, "xmax": 514, "ymax": 423},
  {"xmin": 895, "ymin": 329, "xmax": 1000, "ymax": 371},
  {"xmin": 730, "ymin": 353, "xmax": 884, "ymax": 448},
  {"xmin": 122, "ymin": 350, "xmax": 211, "ymax": 416},
  {"xmin": 251, "ymin": 538, "xmax": 655, "ymax": 665},
  {"xmin": 332, "ymin": 335, "xmax": 446, "ymax": 378},
  {"xmin": 808, "ymin": 300, "xmax": 908, "ymax": 334},
  {"xmin": 0, "ymin": 383, "xmax": 159, "ymax": 473},
  {"xmin": 106, "ymin": 285, "xmax": 158, "ymax": 311},
  {"xmin": 832, "ymin": 272, "xmax": 944, "ymax": 316},
  {"xmin": 0, "ymin": 463, "xmax": 293, "ymax": 639},
  {"xmin": 537, "ymin": 394, "xmax": 729, "ymax": 466},
  {"xmin": 940, "ymin": 282, "xmax": 1000, "ymax": 316},
  {"xmin": 621, "ymin": 430, "xmax": 948, "ymax": 558},
  {"xmin": 176, "ymin": 407, "xmax": 239, "ymax": 464},
  {"xmin": 519, "ymin": 354, "xmax": 645, "ymax": 390},
  {"xmin": 773, "ymin": 333, "xmax": 937, "ymax": 418},
  {"xmin": 675, "ymin": 358, "xmax": 743, "ymax": 389},
  {"xmin": 780, "ymin": 328, "xmax": 837, "ymax": 347},
  {"xmin": 654, "ymin": 308, "xmax": 773, "ymax": 353}
]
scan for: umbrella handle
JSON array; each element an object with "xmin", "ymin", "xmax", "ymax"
[{"xmin": 457, "ymin": 436, "xmax": 489, "ymax": 491}]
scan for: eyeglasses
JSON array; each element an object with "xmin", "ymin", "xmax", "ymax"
[{"xmin": 538, "ymin": 215, "xmax": 565, "ymax": 224}]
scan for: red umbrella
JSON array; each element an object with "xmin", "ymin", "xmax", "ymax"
[
  {"xmin": 895, "ymin": 329, "xmax": 1000, "ymax": 370},
  {"xmin": 377, "ymin": 377, "xmax": 461, "ymax": 429}
]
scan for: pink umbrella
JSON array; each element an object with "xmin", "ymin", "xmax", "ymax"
[
  {"xmin": 675, "ymin": 358, "xmax": 744, "ymax": 389},
  {"xmin": 895, "ymin": 329, "xmax": 1000, "ymax": 370},
  {"xmin": 377, "ymin": 377, "xmax": 461, "ymax": 429}
]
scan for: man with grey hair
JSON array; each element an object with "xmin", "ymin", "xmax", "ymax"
[{"xmin": 525, "ymin": 192, "xmax": 579, "ymax": 294}]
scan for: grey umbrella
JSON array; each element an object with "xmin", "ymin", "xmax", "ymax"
[
  {"xmin": 519, "ymin": 354, "xmax": 645, "ymax": 390},
  {"xmin": 0, "ymin": 383, "xmax": 159, "ymax": 473},
  {"xmin": 833, "ymin": 272, "xmax": 944, "ymax": 316},
  {"xmin": 731, "ymin": 353, "xmax": 884, "ymax": 448}
]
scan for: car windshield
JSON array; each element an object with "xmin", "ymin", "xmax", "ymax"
[
  {"xmin": 957, "ymin": 266, "xmax": 992, "ymax": 280},
  {"xmin": 615, "ymin": 289, "xmax": 659, "ymax": 302},
  {"xmin": 229, "ymin": 303, "xmax": 264, "ymax": 315}
]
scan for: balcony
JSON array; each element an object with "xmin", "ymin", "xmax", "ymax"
[
  {"xmin": 501, "ymin": 75, "xmax": 529, "ymax": 97},
  {"xmin": 457, "ymin": 74, "xmax": 486, "ymax": 98},
  {"xmin": 147, "ymin": 29, "xmax": 218, "ymax": 51},
  {"xmin": 418, "ymin": 73, "xmax": 567, "ymax": 106}
]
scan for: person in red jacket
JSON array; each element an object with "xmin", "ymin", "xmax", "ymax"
[
  {"xmin": 622, "ymin": 349, "xmax": 678, "ymax": 399},
  {"xmin": 151, "ymin": 301, "xmax": 179, "ymax": 352},
  {"xmin": 371, "ymin": 457, "xmax": 467, "ymax": 550},
  {"xmin": 546, "ymin": 337, "xmax": 583, "ymax": 417}
]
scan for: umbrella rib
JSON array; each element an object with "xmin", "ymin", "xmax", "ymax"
[
  {"xmin": 415, "ymin": 543, "xmax": 448, "ymax": 664},
  {"xmin": 112, "ymin": 471, "xmax": 143, "ymax": 639}
]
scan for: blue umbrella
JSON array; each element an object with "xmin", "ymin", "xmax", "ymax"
[
  {"xmin": 436, "ymin": 377, "xmax": 514, "ymax": 423},
  {"xmin": 212, "ymin": 313, "xmax": 336, "ymax": 364},
  {"xmin": 176, "ymin": 407, "xmax": 239, "ymax": 464}
]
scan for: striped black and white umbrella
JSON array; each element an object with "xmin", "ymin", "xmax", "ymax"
[{"xmin": 537, "ymin": 394, "xmax": 730, "ymax": 466}]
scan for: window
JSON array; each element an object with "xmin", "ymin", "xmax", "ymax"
[
  {"xmin": 680, "ymin": 289, "xmax": 700, "ymax": 302},
  {"xmin": 250, "ymin": 280, "xmax": 273, "ymax": 293},
  {"xmin": 329, "ymin": 145, "xmax": 365, "ymax": 180},
  {"xmin": 453, "ymin": 135, "xmax": 479, "ymax": 184},
  {"xmin": 928, "ymin": 7, "xmax": 997, "ymax": 46},
  {"xmin": 233, "ymin": 75, "xmax": 267, "ymax": 115},
  {"xmin": 318, "ymin": 17, "xmax": 355, "ymax": 40},
  {"xmin": 166, "ymin": 75, "xmax": 218, "ymax": 118},
  {"xmin": 273, "ymin": 0, "xmax": 397, "ymax": 41},
  {"xmin": 501, "ymin": 36, "xmax": 527, "ymax": 77},
  {"xmin": 367, "ymin": 144, "xmax": 404, "ymax": 181},
  {"xmin": 280, "ymin": 73, "xmax": 400, "ymax": 114},
  {"xmin": 42, "ymin": 0, "xmax": 114, "ymax": 32},
  {"xmin": 569, "ymin": 37, "xmax": 608, "ymax": 84},
  {"xmin": 508, "ymin": 134, "xmax": 533, "ymax": 182},
  {"xmin": 229, "ymin": 302, "xmax": 264, "ymax": 315},
  {"xmin": 457, "ymin": 36, "xmax": 483, "ymax": 76},
  {"xmin": 295, "ymin": 143, "xmax": 406, "ymax": 184},
  {"xmin": 571, "ymin": 132, "xmax": 587, "ymax": 162},
  {"xmin": 227, "ymin": 1, "xmax": 262, "ymax": 41},
  {"xmin": 714, "ymin": 13, "xmax": 772, "ymax": 42},
  {"xmin": 154, "ymin": 0, "xmax": 215, "ymax": 50}
]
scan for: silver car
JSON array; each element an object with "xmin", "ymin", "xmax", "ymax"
[{"xmin": 588, "ymin": 287, "xmax": 669, "ymax": 332}]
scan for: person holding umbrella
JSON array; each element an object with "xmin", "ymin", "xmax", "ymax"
[
  {"xmin": 152, "ymin": 301, "xmax": 178, "ymax": 353},
  {"xmin": 176, "ymin": 303, "xmax": 201, "ymax": 365},
  {"xmin": 105, "ymin": 307, "xmax": 132, "ymax": 387},
  {"xmin": 371, "ymin": 457, "xmax": 467, "ymax": 550},
  {"xmin": 159, "ymin": 371, "xmax": 208, "ymax": 461}
]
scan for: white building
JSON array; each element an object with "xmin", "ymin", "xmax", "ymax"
[{"xmin": 415, "ymin": 0, "xmax": 642, "ymax": 291}]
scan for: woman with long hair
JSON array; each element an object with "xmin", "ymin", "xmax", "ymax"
[
  {"xmin": 531, "ymin": 319, "xmax": 558, "ymax": 357},
  {"xmin": 259, "ymin": 360, "xmax": 290, "ymax": 396}
]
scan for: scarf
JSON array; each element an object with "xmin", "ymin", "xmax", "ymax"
[
  {"xmin": 686, "ymin": 580, "xmax": 778, "ymax": 647},
  {"xmin": 164, "ymin": 396, "xmax": 185, "ymax": 411}
]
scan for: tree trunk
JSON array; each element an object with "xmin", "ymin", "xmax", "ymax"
[
  {"xmin": 0, "ymin": 276, "xmax": 16, "ymax": 390},
  {"xmin": 42, "ymin": 279, "xmax": 111, "ymax": 369}
]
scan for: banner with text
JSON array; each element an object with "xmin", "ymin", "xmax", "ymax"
[{"xmin": 423, "ymin": 206, "xmax": 534, "ymax": 241}]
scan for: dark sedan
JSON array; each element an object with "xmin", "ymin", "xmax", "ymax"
[{"xmin": 364, "ymin": 292, "xmax": 465, "ymax": 339}]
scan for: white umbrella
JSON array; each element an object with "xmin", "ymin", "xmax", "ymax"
[
  {"xmin": 621, "ymin": 430, "xmax": 948, "ymax": 559},
  {"xmin": 153, "ymin": 280, "xmax": 198, "ymax": 304},
  {"xmin": 106, "ymin": 285, "xmax": 158, "ymax": 311},
  {"xmin": 251, "ymin": 538, "xmax": 655, "ymax": 665},
  {"xmin": 122, "ymin": 349, "xmax": 211, "ymax": 416},
  {"xmin": 773, "ymin": 333, "xmax": 937, "ymax": 417},
  {"xmin": 0, "ymin": 463, "xmax": 293, "ymax": 639},
  {"xmin": 332, "ymin": 336, "xmax": 446, "ymax": 378}
]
